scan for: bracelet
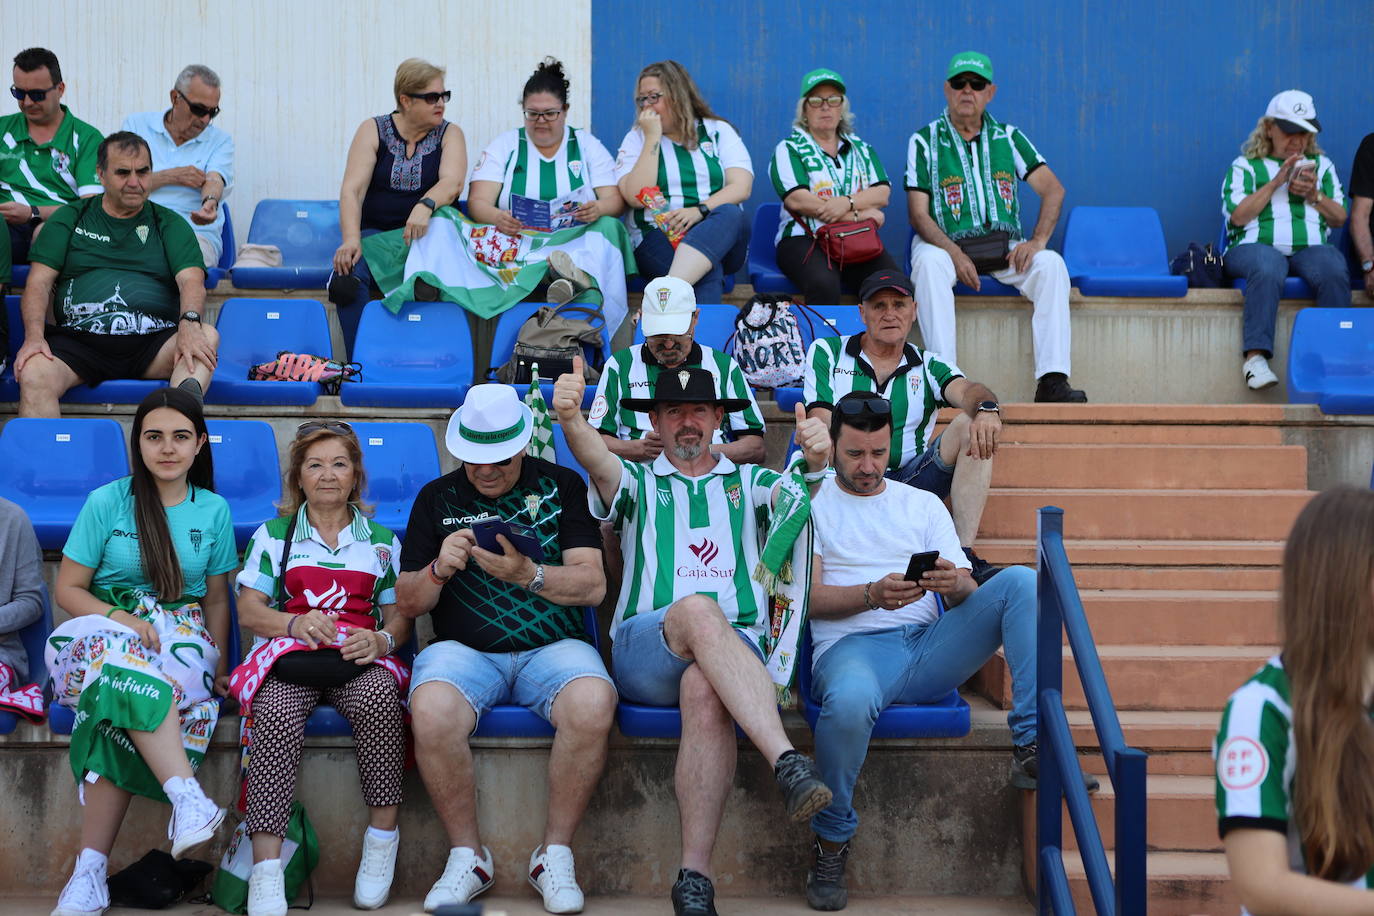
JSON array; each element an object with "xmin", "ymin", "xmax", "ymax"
[
  {"xmin": 202, "ymin": 196, "xmax": 218, "ymax": 205},
  {"xmin": 377, "ymin": 630, "xmax": 396, "ymax": 655},
  {"xmin": 802, "ymin": 468, "xmax": 829, "ymax": 483},
  {"xmin": 104, "ymin": 606, "xmax": 119, "ymax": 618},
  {"xmin": 863, "ymin": 582, "xmax": 876, "ymax": 610},
  {"xmin": 286, "ymin": 615, "xmax": 297, "ymax": 639},
  {"xmin": 428, "ymin": 559, "xmax": 451, "ymax": 585}
]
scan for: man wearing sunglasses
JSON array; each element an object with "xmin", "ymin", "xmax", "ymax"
[
  {"xmin": 905, "ymin": 51, "xmax": 1086, "ymax": 403},
  {"xmin": 0, "ymin": 48, "xmax": 103, "ymax": 266},
  {"xmin": 122, "ymin": 65, "xmax": 233, "ymax": 269}
]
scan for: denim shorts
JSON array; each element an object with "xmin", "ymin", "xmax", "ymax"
[
  {"xmin": 409, "ymin": 637, "xmax": 613, "ymax": 726},
  {"xmin": 889, "ymin": 432, "xmax": 955, "ymax": 499},
  {"xmin": 611, "ymin": 605, "xmax": 765, "ymax": 706}
]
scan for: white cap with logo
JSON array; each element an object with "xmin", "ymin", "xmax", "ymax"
[
  {"xmin": 639, "ymin": 276, "xmax": 697, "ymax": 337},
  {"xmin": 1265, "ymin": 89, "xmax": 1321, "ymax": 134}
]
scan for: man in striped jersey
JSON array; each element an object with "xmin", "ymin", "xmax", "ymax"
[
  {"xmin": 590, "ymin": 276, "xmax": 765, "ymax": 464},
  {"xmin": 555, "ymin": 360, "xmax": 833, "ymax": 916},
  {"xmin": 804, "ymin": 270, "xmax": 1002, "ymax": 583}
]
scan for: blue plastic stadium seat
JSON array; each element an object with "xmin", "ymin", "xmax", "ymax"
[
  {"xmin": 1287, "ymin": 307, "xmax": 1374, "ymax": 414},
  {"xmin": 747, "ymin": 203, "xmax": 799, "ymax": 295},
  {"xmin": 230, "ymin": 199, "xmax": 341, "ymax": 289},
  {"xmin": 1062, "ymin": 206, "xmax": 1186, "ymax": 297},
  {"xmin": 203, "ymin": 204, "xmax": 235, "ymax": 291},
  {"xmin": 1, "ymin": 295, "xmax": 23, "ymax": 400},
  {"xmin": 633, "ymin": 302, "xmax": 739, "ymax": 353},
  {"xmin": 773, "ymin": 304, "xmax": 865, "ymax": 409},
  {"xmin": 628, "ymin": 273, "xmax": 733, "ymax": 295},
  {"xmin": 903, "ymin": 226, "xmax": 1019, "ymax": 296},
  {"xmin": 0, "ymin": 418, "xmax": 129, "ymax": 549},
  {"xmin": 0, "ymin": 583, "xmax": 52, "ymax": 733},
  {"xmin": 349, "ymin": 422, "xmax": 441, "ymax": 540},
  {"xmin": 1219, "ymin": 222, "xmax": 1315, "ymax": 298},
  {"xmin": 339, "ymin": 301, "xmax": 474, "ymax": 408},
  {"xmin": 9, "ymin": 265, "xmax": 28, "ymax": 288},
  {"xmin": 210, "ymin": 298, "xmax": 332, "ymax": 405},
  {"xmin": 206, "ymin": 419, "xmax": 282, "ymax": 548},
  {"xmin": 490, "ymin": 302, "xmax": 604, "ymax": 408},
  {"xmin": 551, "ymin": 425, "xmax": 588, "ymax": 484}
]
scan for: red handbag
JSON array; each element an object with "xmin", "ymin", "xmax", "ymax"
[{"xmin": 787, "ymin": 204, "xmax": 884, "ymax": 269}]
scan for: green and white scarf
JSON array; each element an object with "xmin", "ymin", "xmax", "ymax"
[
  {"xmin": 928, "ymin": 111, "xmax": 1023, "ymax": 241},
  {"xmin": 754, "ymin": 454, "xmax": 815, "ymax": 701}
]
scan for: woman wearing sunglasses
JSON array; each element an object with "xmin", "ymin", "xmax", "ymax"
[
  {"xmin": 769, "ymin": 67, "xmax": 899, "ymax": 305},
  {"xmin": 330, "ymin": 58, "xmax": 467, "ymax": 357},
  {"xmin": 230, "ymin": 421, "xmax": 411, "ymax": 915},
  {"xmin": 615, "ymin": 59, "xmax": 752, "ymax": 304}
]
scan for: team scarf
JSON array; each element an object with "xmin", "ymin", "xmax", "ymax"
[
  {"xmin": 0, "ymin": 661, "xmax": 43, "ymax": 723},
  {"xmin": 525, "ymin": 367, "xmax": 556, "ymax": 461},
  {"xmin": 754, "ymin": 454, "xmax": 816, "ymax": 701},
  {"xmin": 928, "ymin": 111, "xmax": 1023, "ymax": 241}
]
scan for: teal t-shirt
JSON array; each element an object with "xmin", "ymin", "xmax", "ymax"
[{"xmin": 63, "ymin": 477, "xmax": 238, "ymax": 601}]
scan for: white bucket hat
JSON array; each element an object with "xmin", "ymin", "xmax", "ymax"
[{"xmin": 444, "ymin": 385, "xmax": 534, "ymax": 464}]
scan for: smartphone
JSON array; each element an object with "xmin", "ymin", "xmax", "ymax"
[
  {"xmin": 470, "ymin": 518, "xmax": 545, "ymax": 561},
  {"xmin": 904, "ymin": 550, "xmax": 941, "ymax": 583}
]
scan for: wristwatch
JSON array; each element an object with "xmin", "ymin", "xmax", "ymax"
[
  {"xmin": 179, "ymin": 311, "xmax": 201, "ymax": 324},
  {"xmin": 527, "ymin": 564, "xmax": 546, "ymax": 593},
  {"xmin": 976, "ymin": 400, "xmax": 1000, "ymax": 414},
  {"xmin": 1362, "ymin": 260, "xmax": 1374, "ymax": 274},
  {"xmin": 420, "ymin": 197, "xmax": 437, "ymax": 212},
  {"xmin": 696, "ymin": 203, "xmax": 710, "ymax": 219},
  {"xmin": 28, "ymin": 205, "xmax": 40, "ymax": 226}
]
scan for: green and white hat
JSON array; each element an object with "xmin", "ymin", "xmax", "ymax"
[
  {"xmin": 445, "ymin": 384, "xmax": 534, "ymax": 464},
  {"xmin": 800, "ymin": 67, "xmax": 846, "ymax": 97},
  {"xmin": 946, "ymin": 51, "xmax": 994, "ymax": 81}
]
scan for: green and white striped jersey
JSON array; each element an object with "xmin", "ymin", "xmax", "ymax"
[
  {"xmin": 1214, "ymin": 655, "xmax": 1374, "ymax": 905},
  {"xmin": 0, "ymin": 106, "xmax": 102, "ymax": 207},
  {"xmin": 589, "ymin": 342, "xmax": 764, "ymax": 442},
  {"xmin": 471, "ymin": 125, "xmax": 616, "ymax": 211},
  {"xmin": 1222, "ymin": 155, "xmax": 1346, "ymax": 255},
  {"xmin": 804, "ymin": 334, "xmax": 963, "ymax": 471},
  {"xmin": 614, "ymin": 118, "xmax": 752, "ymax": 245},
  {"xmin": 769, "ymin": 129, "xmax": 889, "ymax": 243},
  {"xmin": 592, "ymin": 454, "xmax": 781, "ymax": 646}
]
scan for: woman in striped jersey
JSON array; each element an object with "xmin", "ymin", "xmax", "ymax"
[
  {"xmin": 468, "ymin": 58, "xmax": 625, "ymax": 305},
  {"xmin": 1221, "ymin": 90, "xmax": 1348, "ymax": 392},
  {"xmin": 1214, "ymin": 488, "xmax": 1374, "ymax": 913},
  {"xmin": 615, "ymin": 60, "xmax": 753, "ymax": 304}
]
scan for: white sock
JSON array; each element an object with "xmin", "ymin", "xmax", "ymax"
[
  {"xmin": 365, "ymin": 825, "xmax": 397, "ymax": 840},
  {"xmin": 162, "ymin": 775, "xmax": 189, "ymax": 797}
]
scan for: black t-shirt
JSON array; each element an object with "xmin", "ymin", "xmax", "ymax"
[
  {"xmin": 400, "ymin": 457, "xmax": 601, "ymax": 652},
  {"xmin": 1350, "ymin": 133, "xmax": 1374, "ymax": 247}
]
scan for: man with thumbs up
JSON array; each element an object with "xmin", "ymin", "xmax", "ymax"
[{"xmin": 555, "ymin": 356, "xmax": 832, "ymax": 916}]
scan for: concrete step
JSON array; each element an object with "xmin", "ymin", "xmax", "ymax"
[
  {"xmin": 1062, "ymin": 775, "xmax": 1218, "ymax": 853},
  {"xmin": 976, "ymin": 538, "xmax": 1285, "ymax": 568},
  {"xmin": 986, "ymin": 404, "xmax": 1287, "ymax": 425},
  {"xmin": 1070, "ymin": 710, "xmax": 1219, "ymax": 777},
  {"xmin": 990, "ymin": 444, "xmax": 1307, "ymax": 490},
  {"xmin": 1076, "ymin": 589, "xmax": 1278, "ymax": 646},
  {"xmin": 980, "ymin": 489, "xmax": 1313, "ymax": 540},
  {"xmin": 1069, "ymin": 565, "xmax": 1280, "ymax": 591},
  {"xmin": 1001, "ymin": 423, "xmax": 1283, "ymax": 445},
  {"xmin": 1063, "ymin": 850, "xmax": 1235, "ymax": 916}
]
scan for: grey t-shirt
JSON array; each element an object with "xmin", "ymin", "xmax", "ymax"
[{"xmin": 0, "ymin": 498, "xmax": 44, "ymax": 682}]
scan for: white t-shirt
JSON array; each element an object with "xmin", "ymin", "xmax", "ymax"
[{"xmin": 809, "ymin": 476, "xmax": 966, "ymax": 662}]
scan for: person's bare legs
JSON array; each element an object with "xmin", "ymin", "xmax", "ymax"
[
  {"xmin": 938, "ymin": 413, "xmax": 992, "ymax": 547},
  {"xmin": 543, "ymin": 676, "xmax": 617, "ymax": 846},
  {"xmin": 667, "ymin": 243, "xmax": 713, "ymax": 286},
  {"xmin": 675, "ymin": 662, "xmax": 738, "ymax": 877},
  {"xmin": 16, "ymin": 353, "xmax": 80, "ymax": 417},
  {"xmin": 78, "ymin": 778, "xmax": 134, "ymax": 855},
  {"xmin": 411, "ymin": 682, "xmax": 483, "ymax": 851},
  {"xmin": 125, "ymin": 700, "xmax": 195, "ymax": 781},
  {"xmin": 145, "ymin": 324, "xmax": 220, "ymax": 390}
]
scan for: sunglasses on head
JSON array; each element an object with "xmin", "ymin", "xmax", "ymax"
[
  {"xmin": 10, "ymin": 85, "xmax": 56, "ymax": 102},
  {"xmin": 295, "ymin": 420, "xmax": 355, "ymax": 439},
  {"xmin": 948, "ymin": 76, "xmax": 990, "ymax": 91},
  {"xmin": 406, "ymin": 90, "xmax": 452, "ymax": 105},
  {"xmin": 176, "ymin": 89, "xmax": 220, "ymax": 119},
  {"xmin": 837, "ymin": 397, "xmax": 892, "ymax": 417}
]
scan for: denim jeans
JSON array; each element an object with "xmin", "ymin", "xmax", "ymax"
[
  {"xmin": 327, "ymin": 228, "xmax": 382, "ymax": 358},
  {"xmin": 1223, "ymin": 242, "xmax": 1350, "ymax": 356},
  {"xmin": 889, "ymin": 432, "xmax": 954, "ymax": 499},
  {"xmin": 634, "ymin": 202, "xmax": 749, "ymax": 303},
  {"xmin": 809, "ymin": 565, "xmax": 1037, "ymax": 841}
]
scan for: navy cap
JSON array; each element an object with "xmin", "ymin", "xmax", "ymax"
[{"xmin": 858, "ymin": 270, "xmax": 915, "ymax": 301}]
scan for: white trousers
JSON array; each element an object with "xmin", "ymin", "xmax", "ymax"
[{"xmin": 908, "ymin": 237, "xmax": 1072, "ymax": 378}]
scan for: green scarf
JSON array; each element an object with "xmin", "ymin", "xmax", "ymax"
[
  {"xmin": 928, "ymin": 111, "xmax": 1024, "ymax": 241},
  {"xmin": 753, "ymin": 456, "xmax": 815, "ymax": 702}
]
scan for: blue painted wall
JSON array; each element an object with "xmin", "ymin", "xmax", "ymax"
[{"xmin": 591, "ymin": 0, "xmax": 1373, "ymax": 266}]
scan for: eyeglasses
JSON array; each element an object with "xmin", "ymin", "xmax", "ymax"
[
  {"xmin": 523, "ymin": 108, "xmax": 565, "ymax": 123},
  {"xmin": 634, "ymin": 91, "xmax": 664, "ymax": 107},
  {"xmin": 836, "ymin": 397, "xmax": 892, "ymax": 417},
  {"xmin": 295, "ymin": 420, "xmax": 355, "ymax": 439},
  {"xmin": 947, "ymin": 77, "xmax": 990, "ymax": 92},
  {"xmin": 176, "ymin": 89, "xmax": 220, "ymax": 119},
  {"xmin": 805, "ymin": 95, "xmax": 845, "ymax": 109},
  {"xmin": 468, "ymin": 456, "xmax": 514, "ymax": 468},
  {"xmin": 406, "ymin": 90, "xmax": 452, "ymax": 105},
  {"xmin": 10, "ymin": 85, "xmax": 56, "ymax": 102}
]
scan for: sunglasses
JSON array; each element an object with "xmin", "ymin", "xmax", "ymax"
[
  {"xmin": 948, "ymin": 77, "xmax": 990, "ymax": 91},
  {"xmin": 837, "ymin": 397, "xmax": 892, "ymax": 417},
  {"xmin": 805, "ymin": 95, "xmax": 845, "ymax": 109},
  {"xmin": 176, "ymin": 89, "xmax": 220, "ymax": 119},
  {"xmin": 634, "ymin": 91, "xmax": 664, "ymax": 107},
  {"xmin": 523, "ymin": 108, "xmax": 565, "ymax": 123},
  {"xmin": 10, "ymin": 85, "xmax": 56, "ymax": 102},
  {"xmin": 406, "ymin": 90, "xmax": 452, "ymax": 105},
  {"xmin": 295, "ymin": 420, "xmax": 355, "ymax": 439},
  {"xmin": 471, "ymin": 456, "xmax": 514, "ymax": 467}
]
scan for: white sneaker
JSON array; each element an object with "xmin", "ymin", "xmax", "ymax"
[
  {"xmin": 528, "ymin": 844, "xmax": 584, "ymax": 914},
  {"xmin": 247, "ymin": 858, "xmax": 288, "ymax": 916},
  {"xmin": 353, "ymin": 828, "xmax": 400, "ymax": 909},
  {"xmin": 547, "ymin": 278, "xmax": 577, "ymax": 305},
  {"xmin": 547, "ymin": 250, "xmax": 593, "ymax": 290},
  {"xmin": 1244, "ymin": 354, "xmax": 1279, "ymax": 390},
  {"xmin": 424, "ymin": 845, "xmax": 494, "ymax": 912},
  {"xmin": 51, "ymin": 851, "xmax": 108, "ymax": 916},
  {"xmin": 166, "ymin": 780, "xmax": 225, "ymax": 858}
]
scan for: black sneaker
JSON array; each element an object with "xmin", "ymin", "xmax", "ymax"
[
  {"xmin": 1011, "ymin": 743, "xmax": 1101, "ymax": 793},
  {"xmin": 671, "ymin": 868, "xmax": 719, "ymax": 916},
  {"xmin": 412, "ymin": 277, "xmax": 442, "ymax": 301},
  {"xmin": 327, "ymin": 272, "xmax": 364, "ymax": 307},
  {"xmin": 805, "ymin": 837, "xmax": 849, "ymax": 911},
  {"xmin": 774, "ymin": 750, "xmax": 833, "ymax": 821},
  {"xmin": 962, "ymin": 546, "xmax": 1002, "ymax": 585},
  {"xmin": 1034, "ymin": 372, "xmax": 1088, "ymax": 403}
]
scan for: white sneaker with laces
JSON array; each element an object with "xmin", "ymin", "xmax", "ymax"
[
  {"xmin": 247, "ymin": 858, "xmax": 287, "ymax": 916},
  {"xmin": 1244, "ymin": 354, "xmax": 1279, "ymax": 390},
  {"xmin": 353, "ymin": 828, "xmax": 400, "ymax": 909},
  {"xmin": 166, "ymin": 781, "xmax": 225, "ymax": 859},
  {"xmin": 424, "ymin": 845, "xmax": 494, "ymax": 912},
  {"xmin": 547, "ymin": 250, "xmax": 593, "ymax": 291},
  {"xmin": 548, "ymin": 278, "xmax": 577, "ymax": 305},
  {"xmin": 51, "ymin": 852, "xmax": 108, "ymax": 916},
  {"xmin": 528, "ymin": 844, "xmax": 584, "ymax": 914}
]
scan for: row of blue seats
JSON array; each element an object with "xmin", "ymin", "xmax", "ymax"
[{"xmin": 1288, "ymin": 307, "xmax": 1374, "ymax": 414}]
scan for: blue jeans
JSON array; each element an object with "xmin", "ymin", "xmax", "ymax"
[
  {"xmin": 809, "ymin": 565, "xmax": 1037, "ymax": 842},
  {"xmin": 611, "ymin": 605, "xmax": 764, "ymax": 706},
  {"xmin": 1223, "ymin": 242, "xmax": 1350, "ymax": 357},
  {"xmin": 327, "ymin": 228, "xmax": 382, "ymax": 358},
  {"xmin": 634, "ymin": 203, "xmax": 749, "ymax": 303},
  {"xmin": 889, "ymin": 432, "xmax": 955, "ymax": 499}
]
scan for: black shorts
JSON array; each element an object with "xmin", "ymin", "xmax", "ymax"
[
  {"xmin": 45, "ymin": 324, "xmax": 178, "ymax": 385},
  {"xmin": 8, "ymin": 222, "xmax": 35, "ymax": 266}
]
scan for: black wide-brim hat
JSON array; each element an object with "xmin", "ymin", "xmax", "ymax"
[{"xmin": 621, "ymin": 367, "xmax": 753, "ymax": 413}]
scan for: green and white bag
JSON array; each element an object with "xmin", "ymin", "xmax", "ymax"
[{"xmin": 211, "ymin": 802, "xmax": 318, "ymax": 913}]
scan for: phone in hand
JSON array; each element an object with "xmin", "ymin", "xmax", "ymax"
[
  {"xmin": 470, "ymin": 517, "xmax": 545, "ymax": 561},
  {"xmin": 904, "ymin": 550, "xmax": 941, "ymax": 583}
]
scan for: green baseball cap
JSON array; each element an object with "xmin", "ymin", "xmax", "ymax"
[
  {"xmin": 800, "ymin": 67, "xmax": 846, "ymax": 97},
  {"xmin": 946, "ymin": 51, "xmax": 994, "ymax": 82}
]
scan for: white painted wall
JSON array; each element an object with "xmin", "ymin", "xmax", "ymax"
[{"xmin": 2, "ymin": 0, "xmax": 592, "ymax": 240}]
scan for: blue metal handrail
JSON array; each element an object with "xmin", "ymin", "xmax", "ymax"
[{"xmin": 1036, "ymin": 507, "xmax": 1148, "ymax": 915}]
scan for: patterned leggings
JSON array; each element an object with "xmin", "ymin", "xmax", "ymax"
[{"xmin": 245, "ymin": 666, "xmax": 405, "ymax": 838}]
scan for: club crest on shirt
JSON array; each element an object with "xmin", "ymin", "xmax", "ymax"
[
  {"xmin": 52, "ymin": 149, "xmax": 70, "ymax": 171},
  {"xmin": 189, "ymin": 528, "xmax": 203, "ymax": 554},
  {"xmin": 525, "ymin": 494, "xmax": 542, "ymax": 517},
  {"xmin": 725, "ymin": 482, "xmax": 741, "ymax": 509},
  {"xmin": 135, "ymin": 225, "xmax": 149, "ymax": 244},
  {"xmin": 700, "ymin": 141, "xmax": 716, "ymax": 157},
  {"xmin": 588, "ymin": 395, "xmax": 608, "ymax": 423},
  {"xmin": 569, "ymin": 160, "xmax": 583, "ymax": 178},
  {"xmin": 374, "ymin": 545, "xmax": 392, "ymax": 569},
  {"xmin": 474, "ymin": 151, "xmax": 487, "ymax": 172},
  {"xmin": 1217, "ymin": 735, "xmax": 1269, "ymax": 791}
]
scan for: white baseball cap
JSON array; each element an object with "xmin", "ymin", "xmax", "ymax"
[
  {"xmin": 444, "ymin": 384, "xmax": 534, "ymax": 464},
  {"xmin": 640, "ymin": 276, "xmax": 697, "ymax": 337},
  {"xmin": 1265, "ymin": 90, "xmax": 1321, "ymax": 134}
]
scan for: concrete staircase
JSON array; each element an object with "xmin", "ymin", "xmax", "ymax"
[{"xmin": 970, "ymin": 403, "xmax": 1312, "ymax": 915}]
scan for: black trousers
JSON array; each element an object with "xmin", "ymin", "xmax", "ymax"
[{"xmin": 775, "ymin": 236, "xmax": 900, "ymax": 305}]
